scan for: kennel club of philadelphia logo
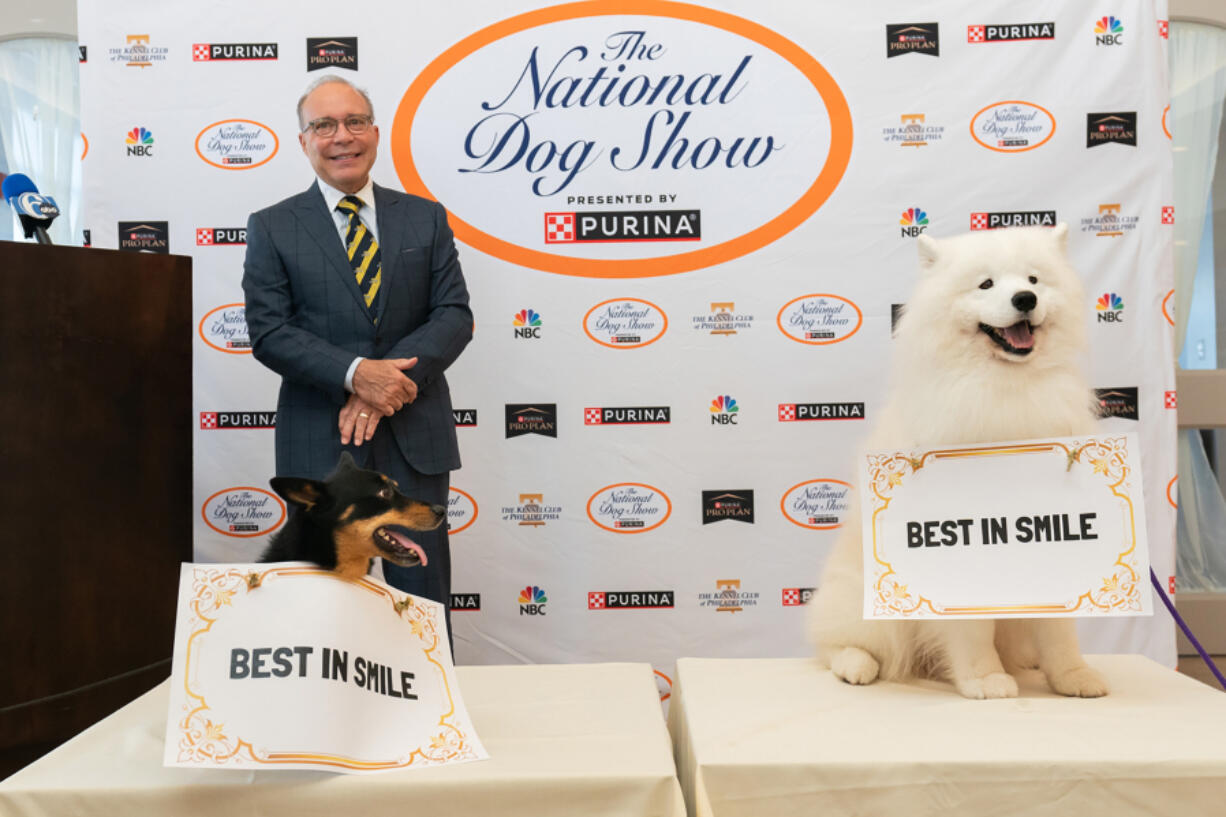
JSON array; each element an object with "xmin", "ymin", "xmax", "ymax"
[
  {"xmin": 1087, "ymin": 112, "xmax": 1137, "ymax": 147},
  {"xmin": 195, "ymin": 119, "xmax": 279, "ymax": 170},
  {"xmin": 970, "ymin": 101, "xmax": 1056, "ymax": 152},
  {"xmin": 118, "ymin": 220, "xmax": 168, "ymax": 253},
  {"xmin": 886, "ymin": 24, "xmax": 939, "ymax": 57},
  {"xmin": 583, "ymin": 298, "xmax": 667, "ymax": 348},
  {"xmin": 692, "ymin": 301, "xmax": 754, "ymax": 334},
  {"xmin": 502, "ymin": 493, "xmax": 563, "ymax": 526},
  {"xmin": 588, "ymin": 590, "xmax": 675, "ymax": 609},
  {"xmin": 307, "ymin": 37, "xmax": 358, "ymax": 71},
  {"xmin": 702, "ymin": 490, "xmax": 754, "ymax": 524},
  {"xmin": 447, "ymin": 487, "xmax": 478, "ymax": 534},
  {"xmin": 777, "ymin": 294, "xmax": 862, "ymax": 345},
  {"xmin": 505, "ymin": 403, "xmax": 558, "ymax": 438},
  {"xmin": 781, "ymin": 479, "xmax": 851, "ymax": 530},
  {"xmin": 881, "ymin": 113, "xmax": 944, "ymax": 148},
  {"xmin": 697, "ymin": 579, "xmax": 758, "ymax": 613},
  {"xmin": 1081, "ymin": 203, "xmax": 1139, "ymax": 237},
  {"xmin": 199, "ymin": 304, "xmax": 251, "ymax": 353},
  {"xmin": 202, "ymin": 487, "xmax": 285, "ymax": 537},
  {"xmin": 109, "ymin": 34, "xmax": 168, "ymax": 68},
  {"xmin": 587, "ymin": 483, "xmax": 671, "ymax": 533},
  {"xmin": 391, "ymin": 4, "xmax": 852, "ymax": 278}
]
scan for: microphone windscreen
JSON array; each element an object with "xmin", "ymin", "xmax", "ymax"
[{"xmin": 2, "ymin": 173, "xmax": 38, "ymax": 204}]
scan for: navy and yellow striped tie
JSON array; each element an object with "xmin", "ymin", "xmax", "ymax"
[{"xmin": 336, "ymin": 195, "xmax": 381, "ymax": 320}]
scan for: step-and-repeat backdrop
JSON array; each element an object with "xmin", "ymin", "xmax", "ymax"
[{"xmin": 78, "ymin": 0, "xmax": 1177, "ymax": 685}]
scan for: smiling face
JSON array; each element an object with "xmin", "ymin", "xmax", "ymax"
[{"xmin": 298, "ymin": 81, "xmax": 379, "ymax": 194}]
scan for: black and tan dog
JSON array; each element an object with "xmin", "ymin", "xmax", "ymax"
[{"xmin": 261, "ymin": 452, "xmax": 446, "ymax": 581}]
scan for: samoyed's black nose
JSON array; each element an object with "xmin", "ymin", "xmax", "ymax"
[{"xmin": 1012, "ymin": 291, "xmax": 1037, "ymax": 312}]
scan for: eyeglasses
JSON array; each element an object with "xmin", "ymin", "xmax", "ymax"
[{"xmin": 302, "ymin": 114, "xmax": 374, "ymax": 138}]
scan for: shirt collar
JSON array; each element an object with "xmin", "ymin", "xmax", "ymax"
[{"xmin": 317, "ymin": 176, "xmax": 376, "ymax": 214}]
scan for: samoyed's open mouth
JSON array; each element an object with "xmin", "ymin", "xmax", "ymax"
[{"xmin": 980, "ymin": 321, "xmax": 1035, "ymax": 356}]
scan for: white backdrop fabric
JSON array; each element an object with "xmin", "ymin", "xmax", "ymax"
[{"xmin": 78, "ymin": 0, "xmax": 1177, "ymax": 686}]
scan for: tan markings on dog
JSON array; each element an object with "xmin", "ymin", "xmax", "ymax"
[
  {"xmin": 283, "ymin": 483, "xmax": 321, "ymax": 511},
  {"xmin": 337, "ymin": 505, "xmax": 356, "ymax": 522},
  {"xmin": 329, "ymin": 504, "xmax": 441, "ymax": 581}
]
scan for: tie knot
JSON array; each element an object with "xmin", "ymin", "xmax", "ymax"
[{"xmin": 337, "ymin": 195, "xmax": 363, "ymax": 214}]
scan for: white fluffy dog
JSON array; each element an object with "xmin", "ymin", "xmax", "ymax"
[{"xmin": 808, "ymin": 225, "xmax": 1109, "ymax": 699}]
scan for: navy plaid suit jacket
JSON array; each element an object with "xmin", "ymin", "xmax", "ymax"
[{"xmin": 242, "ymin": 182, "xmax": 472, "ymax": 480}]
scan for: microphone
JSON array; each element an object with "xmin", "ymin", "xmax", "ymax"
[{"xmin": 2, "ymin": 173, "xmax": 60, "ymax": 245}]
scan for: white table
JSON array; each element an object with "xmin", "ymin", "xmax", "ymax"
[
  {"xmin": 669, "ymin": 655, "xmax": 1226, "ymax": 816},
  {"xmin": 1, "ymin": 662, "xmax": 685, "ymax": 817}
]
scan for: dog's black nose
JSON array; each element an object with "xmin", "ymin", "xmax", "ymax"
[
  {"xmin": 431, "ymin": 504, "xmax": 446, "ymax": 516},
  {"xmin": 1012, "ymin": 290, "xmax": 1037, "ymax": 312}
]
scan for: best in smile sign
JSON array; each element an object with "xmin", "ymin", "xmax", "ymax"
[{"xmin": 862, "ymin": 435, "xmax": 1152, "ymax": 620}]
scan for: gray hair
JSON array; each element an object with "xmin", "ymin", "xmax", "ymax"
[{"xmin": 296, "ymin": 75, "xmax": 375, "ymax": 130}]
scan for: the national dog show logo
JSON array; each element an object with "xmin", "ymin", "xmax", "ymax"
[
  {"xmin": 583, "ymin": 298, "xmax": 667, "ymax": 347},
  {"xmin": 391, "ymin": 2, "xmax": 852, "ymax": 277},
  {"xmin": 777, "ymin": 294, "xmax": 862, "ymax": 345},
  {"xmin": 195, "ymin": 119, "xmax": 279, "ymax": 170},
  {"xmin": 781, "ymin": 479, "xmax": 852, "ymax": 530},
  {"xmin": 970, "ymin": 101, "xmax": 1056, "ymax": 152},
  {"xmin": 199, "ymin": 303, "xmax": 252, "ymax": 353},
  {"xmin": 447, "ymin": 487, "xmax": 478, "ymax": 533},
  {"xmin": 202, "ymin": 487, "xmax": 286, "ymax": 537},
  {"xmin": 587, "ymin": 483, "xmax": 672, "ymax": 533}
]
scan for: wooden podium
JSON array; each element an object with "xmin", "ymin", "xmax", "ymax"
[{"xmin": 0, "ymin": 241, "xmax": 193, "ymax": 777}]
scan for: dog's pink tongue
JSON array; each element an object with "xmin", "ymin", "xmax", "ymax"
[
  {"xmin": 1002, "ymin": 321, "xmax": 1034, "ymax": 349},
  {"xmin": 387, "ymin": 530, "xmax": 427, "ymax": 566}
]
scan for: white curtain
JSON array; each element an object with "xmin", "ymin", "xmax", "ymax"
[
  {"xmin": 0, "ymin": 37, "xmax": 82, "ymax": 246},
  {"xmin": 1169, "ymin": 22, "xmax": 1226, "ymax": 591}
]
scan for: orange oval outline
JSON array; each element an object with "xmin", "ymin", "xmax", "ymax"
[
  {"xmin": 1167, "ymin": 475, "xmax": 1178, "ymax": 509},
  {"xmin": 391, "ymin": 0, "xmax": 853, "ymax": 278},
  {"xmin": 448, "ymin": 486, "xmax": 478, "ymax": 534},
  {"xmin": 202, "ymin": 486, "xmax": 287, "ymax": 538},
  {"xmin": 780, "ymin": 478, "xmax": 851, "ymax": 530},
  {"xmin": 1162, "ymin": 289, "xmax": 1175, "ymax": 326},
  {"xmin": 654, "ymin": 669, "xmax": 673, "ymax": 702},
  {"xmin": 1162, "ymin": 105, "xmax": 1171, "ymax": 140},
  {"xmin": 776, "ymin": 293, "xmax": 863, "ymax": 345},
  {"xmin": 199, "ymin": 302, "xmax": 253, "ymax": 355},
  {"xmin": 969, "ymin": 100, "xmax": 1056, "ymax": 153},
  {"xmin": 586, "ymin": 482, "xmax": 672, "ymax": 533},
  {"xmin": 80, "ymin": 132, "xmax": 89, "ymax": 160},
  {"xmin": 582, "ymin": 297, "xmax": 669, "ymax": 348},
  {"xmin": 195, "ymin": 118, "xmax": 279, "ymax": 170}
]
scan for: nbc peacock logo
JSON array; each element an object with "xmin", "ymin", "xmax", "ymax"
[
  {"xmin": 900, "ymin": 207, "xmax": 928, "ymax": 237},
  {"xmin": 1094, "ymin": 16, "xmax": 1123, "ymax": 46},
  {"xmin": 1096, "ymin": 293, "xmax": 1124, "ymax": 324},
  {"xmin": 710, "ymin": 395, "xmax": 739, "ymax": 425},
  {"xmin": 518, "ymin": 585, "xmax": 547, "ymax": 616},
  {"xmin": 125, "ymin": 127, "xmax": 154, "ymax": 157},
  {"xmin": 513, "ymin": 309, "xmax": 542, "ymax": 339}
]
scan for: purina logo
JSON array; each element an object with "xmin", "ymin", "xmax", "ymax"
[
  {"xmin": 781, "ymin": 479, "xmax": 852, "ymax": 530},
  {"xmin": 587, "ymin": 483, "xmax": 672, "ymax": 533},
  {"xmin": 1087, "ymin": 112, "xmax": 1137, "ymax": 147},
  {"xmin": 970, "ymin": 211, "xmax": 1058, "ymax": 230},
  {"xmin": 202, "ymin": 487, "xmax": 286, "ymax": 538},
  {"xmin": 1095, "ymin": 387, "xmax": 1139, "ymax": 421},
  {"xmin": 307, "ymin": 37, "xmax": 358, "ymax": 71},
  {"xmin": 199, "ymin": 303, "xmax": 251, "ymax": 353},
  {"xmin": 513, "ymin": 309, "xmax": 542, "ymax": 338},
  {"xmin": 447, "ymin": 487, "xmax": 477, "ymax": 534},
  {"xmin": 710, "ymin": 395, "xmax": 739, "ymax": 425},
  {"xmin": 118, "ymin": 221, "xmax": 168, "ymax": 253},
  {"xmin": 584, "ymin": 406, "xmax": 671, "ymax": 425},
  {"xmin": 450, "ymin": 593, "xmax": 480, "ymax": 611},
  {"xmin": 501, "ymin": 493, "xmax": 563, "ymax": 527},
  {"xmin": 545, "ymin": 210, "xmax": 701, "ymax": 243},
  {"xmin": 882, "ymin": 113, "xmax": 944, "ymax": 147},
  {"xmin": 1081, "ymin": 203, "xmax": 1138, "ymax": 237},
  {"xmin": 196, "ymin": 227, "xmax": 247, "ymax": 246},
  {"xmin": 125, "ymin": 127, "xmax": 153, "ymax": 157},
  {"xmin": 886, "ymin": 23, "xmax": 939, "ymax": 57},
  {"xmin": 970, "ymin": 102, "xmax": 1056, "ymax": 153},
  {"xmin": 195, "ymin": 119, "xmax": 279, "ymax": 170},
  {"xmin": 967, "ymin": 22, "xmax": 1055, "ymax": 43},
  {"xmin": 899, "ymin": 207, "xmax": 928, "ymax": 237},
  {"xmin": 693, "ymin": 301, "xmax": 753, "ymax": 335},
  {"xmin": 1094, "ymin": 16, "xmax": 1124, "ymax": 46},
  {"xmin": 777, "ymin": 294, "xmax": 863, "ymax": 345},
  {"xmin": 583, "ymin": 298, "xmax": 667, "ymax": 348},
  {"xmin": 702, "ymin": 490, "xmax": 754, "ymax": 524},
  {"xmin": 697, "ymin": 579, "xmax": 758, "ymax": 613},
  {"xmin": 192, "ymin": 43, "xmax": 278, "ymax": 61},
  {"xmin": 518, "ymin": 586, "xmax": 547, "ymax": 616},
  {"xmin": 778, "ymin": 402, "xmax": 865, "ymax": 422},
  {"xmin": 199, "ymin": 412, "xmax": 276, "ymax": 430},
  {"xmin": 453, "ymin": 409, "xmax": 477, "ymax": 426},
  {"xmin": 109, "ymin": 34, "xmax": 168, "ymax": 68},
  {"xmin": 505, "ymin": 403, "xmax": 557, "ymax": 438},
  {"xmin": 782, "ymin": 587, "xmax": 815, "ymax": 607},
  {"xmin": 1096, "ymin": 293, "xmax": 1125, "ymax": 323},
  {"xmin": 588, "ymin": 590, "xmax": 675, "ymax": 610}
]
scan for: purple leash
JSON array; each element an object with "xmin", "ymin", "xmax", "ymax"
[{"xmin": 1151, "ymin": 568, "xmax": 1226, "ymax": 691}]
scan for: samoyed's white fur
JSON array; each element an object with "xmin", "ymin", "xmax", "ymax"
[{"xmin": 808, "ymin": 225, "xmax": 1108, "ymax": 699}]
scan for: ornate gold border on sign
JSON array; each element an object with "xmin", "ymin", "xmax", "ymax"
[
  {"xmin": 174, "ymin": 566, "xmax": 477, "ymax": 770},
  {"xmin": 867, "ymin": 437, "xmax": 1142, "ymax": 617}
]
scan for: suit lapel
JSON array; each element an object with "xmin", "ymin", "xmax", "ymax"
[
  {"xmin": 293, "ymin": 183, "xmax": 370, "ymax": 317},
  {"xmin": 373, "ymin": 184, "xmax": 403, "ymax": 316}
]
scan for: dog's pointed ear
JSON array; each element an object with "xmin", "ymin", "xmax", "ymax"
[
  {"xmin": 916, "ymin": 234, "xmax": 940, "ymax": 271},
  {"xmin": 1052, "ymin": 222, "xmax": 1069, "ymax": 252},
  {"xmin": 270, "ymin": 477, "xmax": 326, "ymax": 510},
  {"xmin": 337, "ymin": 451, "xmax": 358, "ymax": 471}
]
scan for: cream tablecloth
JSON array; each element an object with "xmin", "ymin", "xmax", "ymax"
[
  {"xmin": 669, "ymin": 654, "xmax": 1226, "ymax": 817},
  {"xmin": 1, "ymin": 662, "xmax": 684, "ymax": 817}
]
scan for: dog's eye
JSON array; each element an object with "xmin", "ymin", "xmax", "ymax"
[
  {"xmin": 1028, "ymin": 275, "xmax": 1038, "ymax": 284},
  {"xmin": 378, "ymin": 486, "xmax": 393, "ymax": 500},
  {"xmin": 979, "ymin": 279, "xmax": 994, "ymax": 290}
]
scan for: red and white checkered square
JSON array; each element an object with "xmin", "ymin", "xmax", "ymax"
[
  {"xmin": 1161, "ymin": 206, "xmax": 1174, "ymax": 225},
  {"xmin": 1158, "ymin": 20, "xmax": 1169, "ymax": 39},
  {"xmin": 587, "ymin": 592, "xmax": 605, "ymax": 609},
  {"xmin": 583, "ymin": 407, "xmax": 602, "ymax": 425},
  {"xmin": 1165, "ymin": 390, "xmax": 1177, "ymax": 409},
  {"xmin": 192, "ymin": 44, "xmax": 211, "ymax": 61},
  {"xmin": 778, "ymin": 404, "xmax": 796, "ymax": 422},
  {"xmin": 544, "ymin": 212, "xmax": 575, "ymax": 243},
  {"xmin": 967, "ymin": 25, "xmax": 986, "ymax": 43},
  {"xmin": 970, "ymin": 212, "xmax": 989, "ymax": 230},
  {"xmin": 1169, "ymin": 575, "xmax": 1176, "ymax": 594},
  {"xmin": 200, "ymin": 412, "xmax": 218, "ymax": 429},
  {"xmin": 196, "ymin": 228, "xmax": 214, "ymax": 245},
  {"xmin": 782, "ymin": 588, "xmax": 801, "ymax": 606}
]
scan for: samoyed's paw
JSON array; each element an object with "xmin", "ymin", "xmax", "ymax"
[
  {"xmin": 830, "ymin": 646, "xmax": 880, "ymax": 685},
  {"xmin": 1048, "ymin": 665, "xmax": 1109, "ymax": 698},
  {"xmin": 955, "ymin": 672, "xmax": 1018, "ymax": 700}
]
